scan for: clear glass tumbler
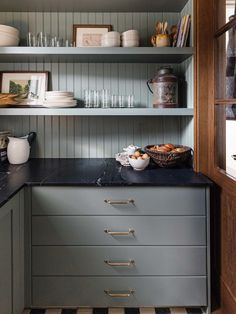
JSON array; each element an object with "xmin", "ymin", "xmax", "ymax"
[{"xmin": 101, "ymin": 89, "xmax": 110, "ymax": 108}]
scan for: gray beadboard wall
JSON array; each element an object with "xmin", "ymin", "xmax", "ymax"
[{"xmin": 0, "ymin": 1, "xmax": 194, "ymax": 158}]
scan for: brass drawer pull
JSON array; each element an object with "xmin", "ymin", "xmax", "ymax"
[
  {"xmin": 104, "ymin": 228, "xmax": 135, "ymax": 236},
  {"xmin": 104, "ymin": 260, "xmax": 135, "ymax": 267},
  {"xmin": 104, "ymin": 290, "xmax": 135, "ymax": 297},
  {"xmin": 104, "ymin": 199, "xmax": 135, "ymax": 205}
]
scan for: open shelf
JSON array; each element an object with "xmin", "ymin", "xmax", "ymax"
[
  {"xmin": 0, "ymin": 47, "xmax": 194, "ymax": 63},
  {"xmin": 0, "ymin": 108, "xmax": 194, "ymax": 116},
  {"xmin": 0, "ymin": 0, "xmax": 189, "ymax": 12}
]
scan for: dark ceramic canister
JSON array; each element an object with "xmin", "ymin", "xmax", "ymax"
[{"xmin": 147, "ymin": 67, "xmax": 178, "ymax": 108}]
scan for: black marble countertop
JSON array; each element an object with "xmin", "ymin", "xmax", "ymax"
[{"xmin": 0, "ymin": 158, "xmax": 213, "ymax": 208}]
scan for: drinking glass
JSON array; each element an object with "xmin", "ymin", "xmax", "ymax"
[
  {"xmin": 111, "ymin": 95, "xmax": 119, "ymax": 108},
  {"xmin": 101, "ymin": 89, "xmax": 110, "ymax": 108},
  {"xmin": 118, "ymin": 95, "xmax": 125, "ymax": 108},
  {"xmin": 127, "ymin": 94, "xmax": 135, "ymax": 108}
]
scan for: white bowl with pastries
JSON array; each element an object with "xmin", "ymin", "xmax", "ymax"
[{"xmin": 128, "ymin": 151, "xmax": 150, "ymax": 171}]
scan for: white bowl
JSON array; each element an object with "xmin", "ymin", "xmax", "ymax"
[
  {"xmin": 0, "ymin": 32, "xmax": 19, "ymax": 46},
  {"xmin": 102, "ymin": 31, "xmax": 120, "ymax": 39},
  {"xmin": 122, "ymin": 40, "xmax": 139, "ymax": 47},
  {"xmin": 0, "ymin": 24, "xmax": 20, "ymax": 37},
  {"xmin": 121, "ymin": 35, "xmax": 139, "ymax": 40},
  {"xmin": 46, "ymin": 95, "xmax": 74, "ymax": 99},
  {"xmin": 122, "ymin": 30, "xmax": 139, "ymax": 37},
  {"xmin": 128, "ymin": 156, "xmax": 150, "ymax": 171},
  {"xmin": 45, "ymin": 91, "xmax": 74, "ymax": 97},
  {"xmin": 101, "ymin": 38, "xmax": 120, "ymax": 47}
]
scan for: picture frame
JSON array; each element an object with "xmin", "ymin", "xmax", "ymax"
[
  {"xmin": 0, "ymin": 71, "xmax": 49, "ymax": 105},
  {"xmin": 73, "ymin": 24, "xmax": 112, "ymax": 47}
]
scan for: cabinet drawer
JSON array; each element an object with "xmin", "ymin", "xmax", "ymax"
[
  {"xmin": 32, "ymin": 216, "xmax": 206, "ymax": 246},
  {"xmin": 32, "ymin": 246, "xmax": 206, "ymax": 276},
  {"xmin": 32, "ymin": 276, "xmax": 207, "ymax": 307},
  {"xmin": 32, "ymin": 186, "xmax": 206, "ymax": 216}
]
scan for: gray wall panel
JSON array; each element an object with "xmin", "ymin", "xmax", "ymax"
[{"xmin": 0, "ymin": 116, "xmax": 193, "ymax": 158}]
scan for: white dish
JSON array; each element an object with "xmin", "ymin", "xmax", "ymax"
[
  {"xmin": 102, "ymin": 31, "xmax": 120, "ymax": 39},
  {"xmin": 101, "ymin": 38, "xmax": 120, "ymax": 47},
  {"xmin": 122, "ymin": 30, "xmax": 139, "ymax": 37},
  {"xmin": 0, "ymin": 24, "xmax": 20, "ymax": 37},
  {"xmin": 128, "ymin": 156, "xmax": 150, "ymax": 171},
  {"xmin": 45, "ymin": 91, "xmax": 74, "ymax": 96},
  {"xmin": 121, "ymin": 35, "xmax": 139, "ymax": 40},
  {"xmin": 122, "ymin": 40, "xmax": 139, "ymax": 47},
  {"xmin": 45, "ymin": 99, "xmax": 75, "ymax": 104},
  {"xmin": 42, "ymin": 102, "xmax": 77, "ymax": 108},
  {"xmin": 45, "ymin": 96, "xmax": 74, "ymax": 100},
  {"xmin": 0, "ymin": 32, "xmax": 19, "ymax": 46}
]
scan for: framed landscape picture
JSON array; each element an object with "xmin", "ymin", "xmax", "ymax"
[
  {"xmin": 73, "ymin": 24, "xmax": 112, "ymax": 47},
  {"xmin": 0, "ymin": 71, "xmax": 48, "ymax": 105}
]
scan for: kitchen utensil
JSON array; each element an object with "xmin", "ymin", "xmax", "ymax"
[
  {"xmin": 7, "ymin": 132, "xmax": 36, "ymax": 164},
  {"xmin": 147, "ymin": 67, "xmax": 178, "ymax": 108}
]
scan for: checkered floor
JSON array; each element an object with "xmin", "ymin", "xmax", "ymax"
[{"xmin": 22, "ymin": 308, "xmax": 204, "ymax": 314}]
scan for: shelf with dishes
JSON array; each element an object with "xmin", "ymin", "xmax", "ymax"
[{"xmin": 0, "ymin": 46, "xmax": 194, "ymax": 63}]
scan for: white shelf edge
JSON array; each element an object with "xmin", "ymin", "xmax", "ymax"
[
  {"xmin": 0, "ymin": 46, "xmax": 194, "ymax": 54},
  {"xmin": 0, "ymin": 108, "xmax": 194, "ymax": 116}
]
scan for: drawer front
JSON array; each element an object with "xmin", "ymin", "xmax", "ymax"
[
  {"xmin": 32, "ymin": 276, "xmax": 207, "ymax": 307},
  {"xmin": 32, "ymin": 186, "xmax": 206, "ymax": 216},
  {"xmin": 32, "ymin": 246, "xmax": 206, "ymax": 276},
  {"xmin": 32, "ymin": 216, "xmax": 206, "ymax": 246}
]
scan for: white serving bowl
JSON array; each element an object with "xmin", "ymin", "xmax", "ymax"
[
  {"xmin": 103, "ymin": 31, "xmax": 120, "ymax": 39},
  {"xmin": 101, "ymin": 38, "xmax": 120, "ymax": 47},
  {"xmin": 121, "ymin": 35, "xmax": 139, "ymax": 41},
  {"xmin": 45, "ymin": 91, "xmax": 74, "ymax": 97},
  {"xmin": 128, "ymin": 156, "xmax": 150, "ymax": 171},
  {"xmin": 122, "ymin": 40, "xmax": 139, "ymax": 47},
  {"xmin": 0, "ymin": 32, "xmax": 19, "ymax": 46},
  {"xmin": 122, "ymin": 29, "xmax": 139, "ymax": 37},
  {"xmin": 0, "ymin": 24, "xmax": 20, "ymax": 37},
  {"xmin": 45, "ymin": 95, "xmax": 74, "ymax": 99}
]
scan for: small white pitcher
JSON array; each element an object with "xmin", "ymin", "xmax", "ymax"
[{"xmin": 7, "ymin": 132, "xmax": 36, "ymax": 165}]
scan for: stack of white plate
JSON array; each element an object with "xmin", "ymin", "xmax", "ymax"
[
  {"xmin": 43, "ymin": 91, "xmax": 77, "ymax": 108},
  {"xmin": 0, "ymin": 24, "xmax": 20, "ymax": 46},
  {"xmin": 121, "ymin": 29, "xmax": 140, "ymax": 47}
]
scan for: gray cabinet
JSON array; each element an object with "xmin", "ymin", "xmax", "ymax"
[
  {"xmin": 0, "ymin": 191, "xmax": 25, "ymax": 314},
  {"xmin": 30, "ymin": 186, "xmax": 210, "ymax": 309}
]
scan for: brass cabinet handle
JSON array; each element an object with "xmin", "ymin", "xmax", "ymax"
[
  {"xmin": 104, "ymin": 228, "xmax": 135, "ymax": 236},
  {"xmin": 104, "ymin": 290, "xmax": 135, "ymax": 297},
  {"xmin": 104, "ymin": 260, "xmax": 135, "ymax": 267},
  {"xmin": 104, "ymin": 199, "xmax": 135, "ymax": 205}
]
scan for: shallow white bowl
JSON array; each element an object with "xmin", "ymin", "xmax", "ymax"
[
  {"xmin": 101, "ymin": 38, "xmax": 120, "ymax": 47},
  {"xmin": 121, "ymin": 35, "xmax": 139, "ymax": 40},
  {"xmin": 122, "ymin": 40, "xmax": 139, "ymax": 47},
  {"xmin": 45, "ymin": 91, "xmax": 74, "ymax": 97},
  {"xmin": 45, "ymin": 98, "xmax": 75, "ymax": 103},
  {"xmin": 102, "ymin": 31, "xmax": 120, "ymax": 39},
  {"xmin": 0, "ymin": 24, "xmax": 20, "ymax": 37},
  {"xmin": 128, "ymin": 156, "xmax": 150, "ymax": 171},
  {"xmin": 0, "ymin": 32, "xmax": 19, "ymax": 46},
  {"xmin": 122, "ymin": 29, "xmax": 139, "ymax": 37}
]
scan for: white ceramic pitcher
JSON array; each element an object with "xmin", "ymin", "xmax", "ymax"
[{"xmin": 7, "ymin": 132, "xmax": 36, "ymax": 164}]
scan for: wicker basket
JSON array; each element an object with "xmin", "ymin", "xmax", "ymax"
[{"xmin": 144, "ymin": 144, "xmax": 192, "ymax": 168}]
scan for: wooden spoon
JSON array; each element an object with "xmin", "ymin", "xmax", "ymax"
[{"xmin": 163, "ymin": 21, "xmax": 168, "ymax": 34}]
